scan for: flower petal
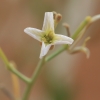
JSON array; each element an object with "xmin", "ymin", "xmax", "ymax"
[
  {"xmin": 24, "ymin": 27, "xmax": 43, "ymax": 42},
  {"xmin": 42, "ymin": 12, "xmax": 54, "ymax": 32},
  {"xmin": 39, "ymin": 42, "xmax": 51, "ymax": 59},
  {"xmin": 54, "ymin": 34, "xmax": 74, "ymax": 45},
  {"xmin": 43, "ymin": 44, "xmax": 51, "ymax": 56},
  {"xmin": 40, "ymin": 42, "xmax": 45, "ymax": 59}
]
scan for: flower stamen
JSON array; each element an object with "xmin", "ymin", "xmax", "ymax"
[{"xmin": 41, "ymin": 31, "xmax": 55, "ymax": 44}]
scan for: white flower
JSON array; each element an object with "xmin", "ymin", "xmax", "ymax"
[{"xmin": 24, "ymin": 12, "xmax": 74, "ymax": 59}]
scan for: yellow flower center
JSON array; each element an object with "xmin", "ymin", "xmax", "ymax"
[{"xmin": 41, "ymin": 31, "xmax": 55, "ymax": 44}]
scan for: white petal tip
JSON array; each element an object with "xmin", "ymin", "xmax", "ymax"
[
  {"xmin": 70, "ymin": 39, "xmax": 74, "ymax": 44},
  {"xmin": 39, "ymin": 55, "xmax": 43, "ymax": 59},
  {"xmin": 39, "ymin": 56, "xmax": 42, "ymax": 59},
  {"xmin": 24, "ymin": 27, "xmax": 31, "ymax": 33}
]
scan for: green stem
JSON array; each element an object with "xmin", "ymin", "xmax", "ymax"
[
  {"xmin": 22, "ymin": 56, "xmax": 45, "ymax": 100},
  {"xmin": 45, "ymin": 45, "xmax": 68, "ymax": 62},
  {"xmin": 8, "ymin": 64, "xmax": 31, "ymax": 84},
  {"xmin": 0, "ymin": 48, "xmax": 30, "ymax": 84},
  {"xmin": 0, "ymin": 48, "xmax": 9, "ymax": 66},
  {"xmin": 71, "ymin": 16, "xmax": 91, "ymax": 40}
]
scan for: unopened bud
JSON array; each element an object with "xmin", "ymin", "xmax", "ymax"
[
  {"xmin": 85, "ymin": 16, "xmax": 92, "ymax": 23},
  {"xmin": 91, "ymin": 14, "xmax": 100, "ymax": 22},
  {"xmin": 69, "ymin": 46, "xmax": 90, "ymax": 58},
  {"xmin": 82, "ymin": 37, "xmax": 91, "ymax": 47},
  {"xmin": 55, "ymin": 13, "xmax": 62, "ymax": 22},
  {"xmin": 54, "ymin": 13, "xmax": 62, "ymax": 28},
  {"xmin": 53, "ymin": 11, "xmax": 57, "ymax": 19}
]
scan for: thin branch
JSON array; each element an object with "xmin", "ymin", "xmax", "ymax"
[{"xmin": 63, "ymin": 23, "xmax": 71, "ymax": 37}]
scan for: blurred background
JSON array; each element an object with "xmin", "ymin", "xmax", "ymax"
[{"xmin": 0, "ymin": 0, "xmax": 100, "ymax": 100}]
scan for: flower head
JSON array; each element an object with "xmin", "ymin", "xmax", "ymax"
[{"xmin": 24, "ymin": 12, "xmax": 74, "ymax": 58}]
